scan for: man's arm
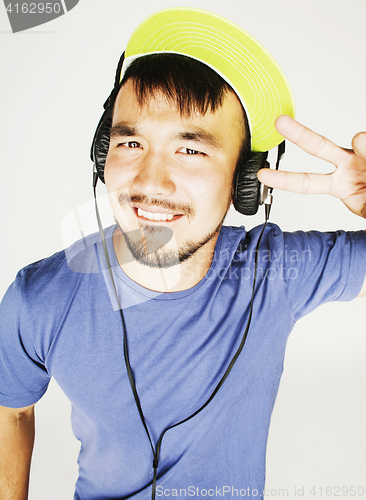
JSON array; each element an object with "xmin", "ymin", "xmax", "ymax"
[{"xmin": 0, "ymin": 404, "xmax": 35, "ymax": 500}]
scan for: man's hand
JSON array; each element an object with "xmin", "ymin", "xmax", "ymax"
[
  {"xmin": 257, "ymin": 115, "xmax": 366, "ymax": 219},
  {"xmin": 258, "ymin": 115, "xmax": 366, "ymax": 297}
]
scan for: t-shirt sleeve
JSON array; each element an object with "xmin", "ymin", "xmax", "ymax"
[
  {"xmin": 0, "ymin": 273, "xmax": 51, "ymax": 408},
  {"xmin": 278, "ymin": 229, "xmax": 366, "ymax": 322}
]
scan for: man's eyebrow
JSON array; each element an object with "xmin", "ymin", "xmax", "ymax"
[
  {"xmin": 176, "ymin": 130, "xmax": 221, "ymax": 148},
  {"xmin": 109, "ymin": 124, "xmax": 222, "ymax": 148},
  {"xmin": 110, "ymin": 123, "xmax": 138, "ymax": 138}
]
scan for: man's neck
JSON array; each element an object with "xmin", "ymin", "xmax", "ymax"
[{"xmin": 112, "ymin": 227, "xmax": 219, "ymax": 292}]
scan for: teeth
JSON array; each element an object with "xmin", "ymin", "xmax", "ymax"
[{"xmin": 137, "ymin": 208, "xmax": 174, "ymax": 221}]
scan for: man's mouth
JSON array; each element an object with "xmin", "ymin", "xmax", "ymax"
[
  {"xmin": 117, "ymin": 193, "xmax": 193, "ymax": 222},
  {"xmin": 133, "ymin": 207, "xmax": 183, "ymax": 222}
]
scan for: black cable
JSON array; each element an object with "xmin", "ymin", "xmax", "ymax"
[
  {"xmin": 93, "ymin": 172, "xmax": 270, "ymax": 500},
  {"xmin": 93, "ymin": 176, "xmax": 157, "ymax": 463},
  {"xmin": 150, "ymin": 217, "xmax": 268, "ymax": 500}
]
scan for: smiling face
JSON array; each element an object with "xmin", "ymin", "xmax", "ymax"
[{"xmin": 104, "ymin": 79, "xmax": 245, "ymax": 269}]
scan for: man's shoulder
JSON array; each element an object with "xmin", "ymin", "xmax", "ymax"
[
  {"xmin": 221, "ymin": 222, "xmax": 282, "ymax": 235},
  {"xmin": 15, "ymin": 229, "xmax": 107, "ymax": 298},
  {"xmin": 220, "ymin": 222, "xmax": 283, "ymax": 249}
]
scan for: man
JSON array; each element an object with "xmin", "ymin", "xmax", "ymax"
[{"xmin": 0, "ymin": 8, "xmax": 365, "ymax": 500}]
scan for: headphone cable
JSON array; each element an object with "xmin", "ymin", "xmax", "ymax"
[{"xmin": 93, "ymin": 173, "xmax": 269, "ymax": 500}]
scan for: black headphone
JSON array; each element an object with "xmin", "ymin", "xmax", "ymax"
[{"xmin": 91, "ymin": 52, "xmax": 283, "ymax": 216}]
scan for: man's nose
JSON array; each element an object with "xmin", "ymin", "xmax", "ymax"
[{"xmin": 132, "ymin": 151, "xmax": 176, "ymax": 197}]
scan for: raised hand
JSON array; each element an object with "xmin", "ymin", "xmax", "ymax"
[{"xmin": 257, "ymin": 115, "xmax": 366, "ymax": 219}]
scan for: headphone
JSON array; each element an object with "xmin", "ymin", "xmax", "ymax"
[{"xmin": 90, "ymin": 52, "xmax": 284, "ymax": 216}]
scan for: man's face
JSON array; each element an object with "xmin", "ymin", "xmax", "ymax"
[{"xmin": 104, "ymin": 79, "xmax": 245, "ymax": 268}]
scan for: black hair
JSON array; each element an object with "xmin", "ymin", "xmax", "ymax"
[{"xmin": 120, "ymin": 53, "xmax": 251, "ymax": 162}]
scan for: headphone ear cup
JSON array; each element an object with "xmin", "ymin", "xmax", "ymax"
[
  {"xmin": 233, "ymin": 152, "xmax": 269, "ymax": 215},
  {"xmin": 92, "ymin": 115, "xmax": 112, "ymax": 184}
]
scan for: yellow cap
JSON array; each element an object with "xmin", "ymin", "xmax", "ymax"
[{"xmin": 121, "ymin": 7, "xmax": 295, "ymax": 152}]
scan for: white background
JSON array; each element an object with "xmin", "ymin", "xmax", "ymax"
[{"xmin": 0, "ymin": 0, "xmax": 365, "ymax": 498}]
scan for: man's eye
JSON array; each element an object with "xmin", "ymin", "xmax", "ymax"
[
  {"xmin": 179, "ymin": 147, "xmax": 205, "ymax": 156},
  {"xmin": 120, "ymin": 141, "xmax": 141, "ymax": 148}
]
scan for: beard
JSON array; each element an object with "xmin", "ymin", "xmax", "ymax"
[
  {"xmin": 115, "ymin": 193, "xmax": 230, "ymax": 269},
  {"xmin": 117, "ymin": 220, "xmax": 224, "ymax": 268}
]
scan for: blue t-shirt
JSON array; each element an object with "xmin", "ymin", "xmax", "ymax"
[{"xmin": 0, "ymin": 224, "xmax": 365, "ymax": 500}]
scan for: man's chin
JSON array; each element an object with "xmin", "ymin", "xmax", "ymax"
[
  {"xmin": 118, "ymin": 222, "xmax": 222, "ymax": 269},
  {"xmin": 119, "ymin": 224, "xmax": 181, "ymax": 269},
  {"xmin": 130, "ymin": 248, "xmax": 181, "ymax": 269}
]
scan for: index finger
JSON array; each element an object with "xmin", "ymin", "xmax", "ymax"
[{"xmin": 275, "ymin": 115, "xmax": 349, "ymax": 166}]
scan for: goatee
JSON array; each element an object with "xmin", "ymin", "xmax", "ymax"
[
  {"xmin": 117, "ymin": 222, "xmax": 223, "ymax": 268},
  {"xmin": 116, "ymin": 192, "xmax": 229, "ymax": 269}
]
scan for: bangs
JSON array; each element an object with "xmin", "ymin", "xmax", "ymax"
[{"xmin": 120, "ymin": 53, "xmax": 232, "ymax": 116}]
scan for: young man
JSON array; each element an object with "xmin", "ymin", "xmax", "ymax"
[{"xmin": 1, "ymin": 8, "xmax": 365, "ymax": 500}]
